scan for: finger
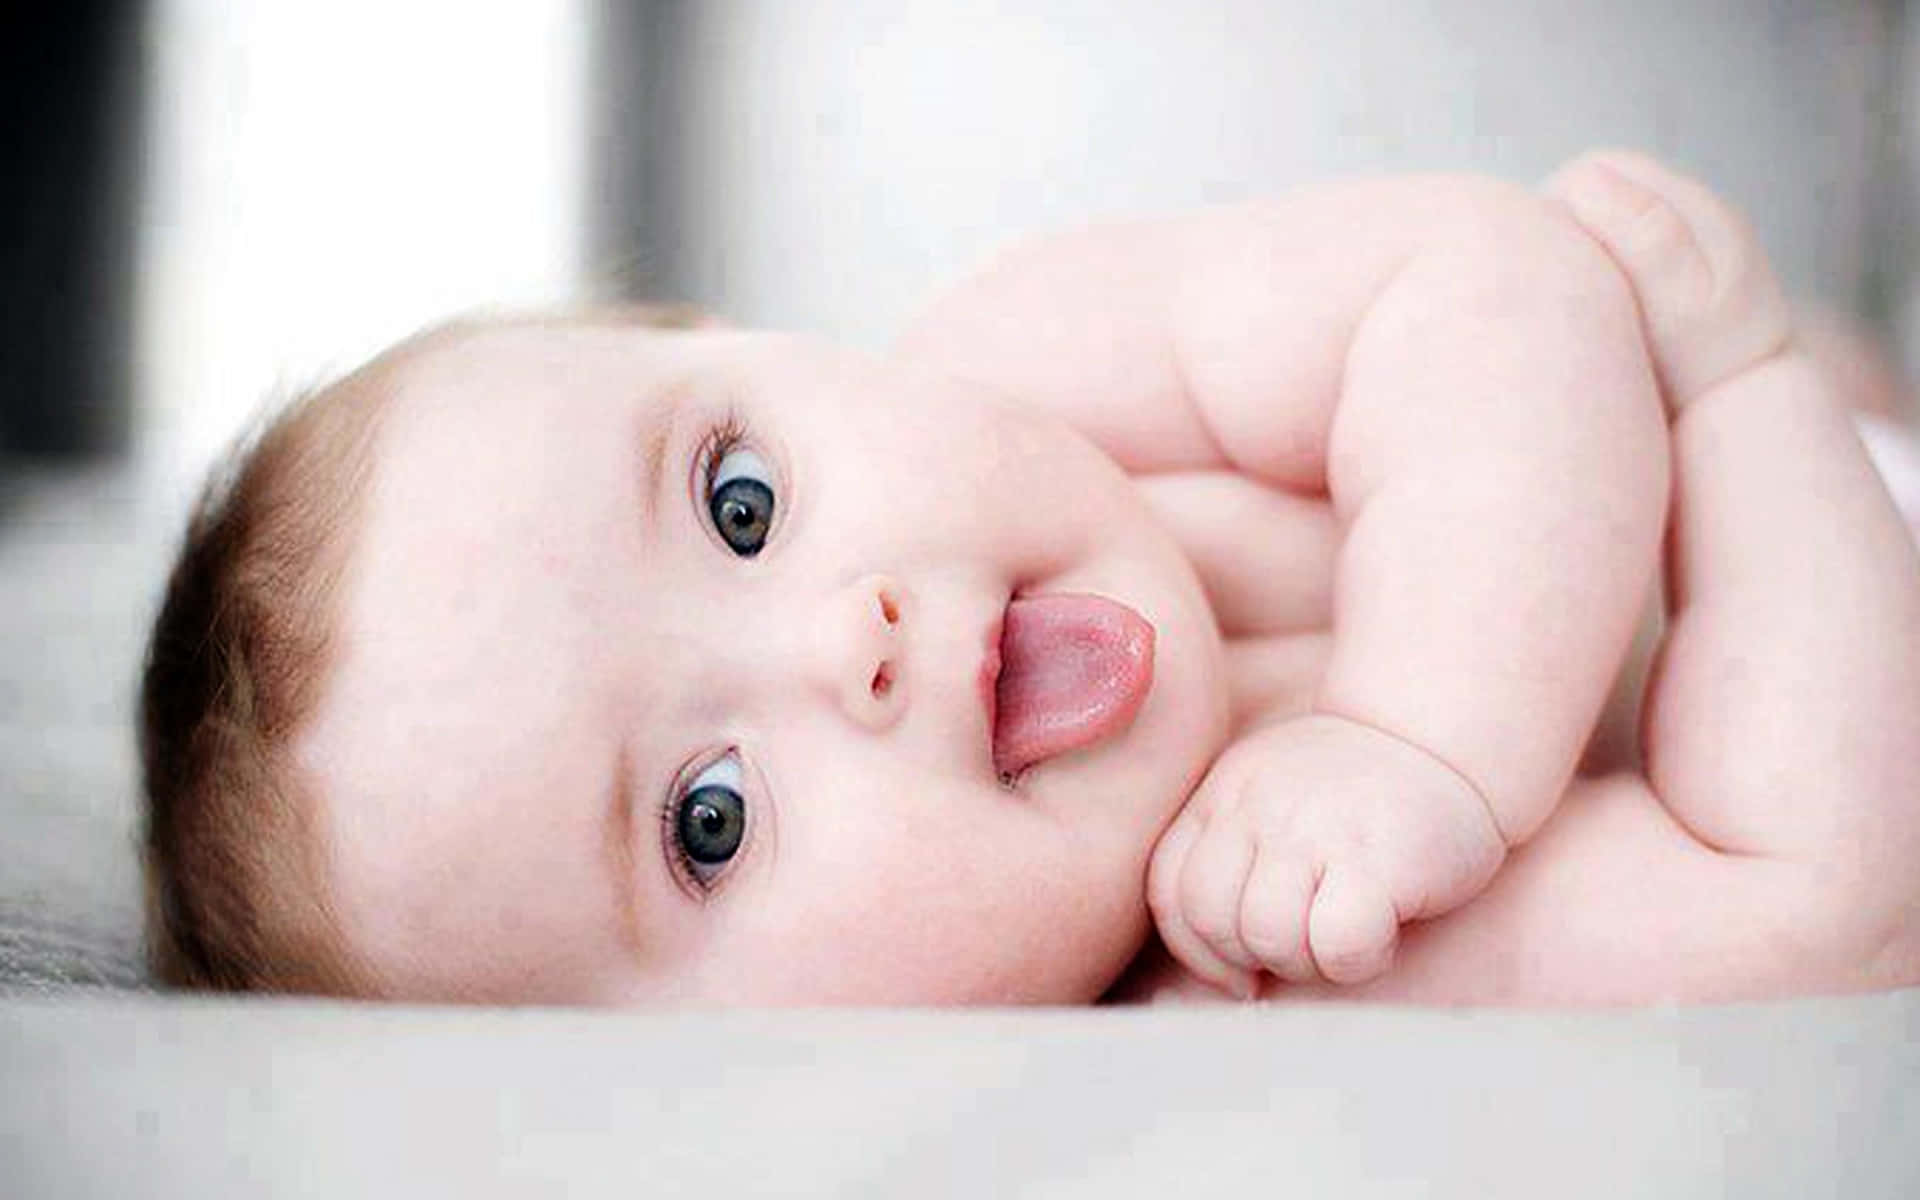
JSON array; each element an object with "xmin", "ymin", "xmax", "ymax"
[
  {"xmin": 1307, "ymin": 862, "xmax": 1400, "ymax": 985},
  {"xmin": 1148, "ymin": 815, "xmax": 1258, "ymax": 998},
  {"xmin": 1146, "ymin": 808, "xmax": 1200, "ymax": 952},
  {"xmin": 1237, "ymin": 848, "xmax": 1320, "ymax": 984},
  {"xmin": 1547, "ymin": 150, "xmax": 1789, "ymax": 405},
  {"xmin": 1178, "ymin": 819, "xmax": 1261, "ymax": 975}
]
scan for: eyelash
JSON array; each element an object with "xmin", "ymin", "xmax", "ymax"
[{"xmin": 694, "ymin": 409, "xmax": 752, "ymax": 500}]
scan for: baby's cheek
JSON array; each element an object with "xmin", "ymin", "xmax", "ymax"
[
  {"xmin": 711, "ymin": 892, "xmax": 1003, "ymax": 1004},
  {"xmin": 715, "ymin": 818, "xmax": 1137, "ymax": 1004}
]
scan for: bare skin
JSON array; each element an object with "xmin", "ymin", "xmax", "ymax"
[
  {"xmin": 901, "ymin": 151, "xmax": 1920, "ymax": 1005},
  {"xmin": 296, "ymin": 323, "xmax": 1232, "ymax": 1005},
  {"xmin": 297, "ymin": 152, "xmax": 1918, "ymax": 1006}
]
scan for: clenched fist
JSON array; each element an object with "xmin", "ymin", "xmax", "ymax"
[{"xmin": 1148, "ymin": 713, "xmax": 1510, "ymax": 996}]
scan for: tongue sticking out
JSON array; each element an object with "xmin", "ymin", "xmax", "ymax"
[{"xmin": 992, "ymin": 592, "xmax": 1155, "ymax": 778}]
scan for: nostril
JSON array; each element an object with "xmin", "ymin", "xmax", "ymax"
[
  {"xmin": 877, "ymin": 589, "xmax": 900, "ymax": 627},
  {"xmin": 870, "ymin": 663, "xmax": 894, "ymax": 698}
]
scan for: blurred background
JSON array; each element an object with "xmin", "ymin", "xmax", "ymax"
[{"xmin": 1, "ymin": 0, "xmax": 1913, "ymax": 986}]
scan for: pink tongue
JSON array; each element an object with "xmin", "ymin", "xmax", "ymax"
[{"xmin": 993, "ymin": 592, "xmax": 1155, "ymax": 777}]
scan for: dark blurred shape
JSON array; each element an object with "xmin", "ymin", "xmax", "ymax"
[{"xmin": 0, "ymin": 2, "xmax": 146, "ymax": 459}]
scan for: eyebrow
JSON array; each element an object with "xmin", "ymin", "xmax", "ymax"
[
  {"xmin": 614, "ymin": 378, "xmax": 697, "ymax": 954},
  {"xmin": 639, "ymin": 384, "xmax": 678, "ymax": 533},
  {"xmin": 603, "ymin": 740, "xmax": 644, "ymax": 955}
]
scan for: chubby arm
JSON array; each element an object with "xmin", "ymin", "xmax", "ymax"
[
  {"xmin": 899, "ymin": 176, "xmax": 1666, "ymax": 848},
  {"xmin": 898, "ymin": 177, "xmax": 1669, "ymax": 990}
]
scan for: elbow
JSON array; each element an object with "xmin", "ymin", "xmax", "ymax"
[
  {"xmin": 1412, "ymin": 174, "xmax": 1649, "ymax": 339},
  {"xmin": 1335, "ymin": 174, "xmax": 1671, "ymax": 538},
  {"xmin": 1417, "ymin": 174, "xmax": 1668, "ymax": 444}
]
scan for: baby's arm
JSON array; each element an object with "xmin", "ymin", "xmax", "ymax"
[{"xmin": 899, "ymin": 177, "xmax": 1667, "ymax": 992}]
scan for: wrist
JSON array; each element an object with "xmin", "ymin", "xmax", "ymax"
[{"xmin": 1307, "ymin": 709, "xmax": 1511, "ymax": 855}]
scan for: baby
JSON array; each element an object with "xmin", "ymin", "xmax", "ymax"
[{"xmin": 139, "ymin": 151, "xmax": 1920, "ymax": 1006}]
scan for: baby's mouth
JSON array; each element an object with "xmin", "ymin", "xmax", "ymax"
[{"xmin": 988, "ymin": 592, "xmax": 1155, "ymax": 779}]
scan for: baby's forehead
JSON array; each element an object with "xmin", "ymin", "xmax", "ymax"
[
  {"xmin": 382, "ymin": 320, "xmax": 623, "ymax": 400},
  {"xmin": 303, "ymin": 337, "xmax": 652, "ymax": 996},
  {"xmin": 369, "ymin": 317, "xmax": 759, "ymax": 443}
]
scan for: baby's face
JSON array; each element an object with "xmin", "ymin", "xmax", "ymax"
[{"xmin": 297, "ymin": 323, "xmax": 1228, "ymax": 1004}]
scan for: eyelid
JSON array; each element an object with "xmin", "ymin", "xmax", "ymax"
[{"xmin": 686, "ymin": 751, "xmax": 743, "ymax": 794}]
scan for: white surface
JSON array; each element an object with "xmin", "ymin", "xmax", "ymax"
[
  {"xmin": 136, "ymin": 0, "xmax": 590, "ymax": 483},
  {"xmin": 4, "ymin": 989, "xmax": 1918, "ymax": 1197}
]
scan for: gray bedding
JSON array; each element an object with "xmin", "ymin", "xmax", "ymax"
[{"xmin": 5, "ymin": 989, "xmax": 1917, "ymax": 1196}]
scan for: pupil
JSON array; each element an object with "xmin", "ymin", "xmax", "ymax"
[
  {"xmin": 679, "ymin": 784, "xmax": 745, "ymax": 865},
  {"xmin": 710, "ymin": 477, "xmax": 773, "ymax": 556}
]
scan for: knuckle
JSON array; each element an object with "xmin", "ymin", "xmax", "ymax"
[
  {"xmin": 1556, "ymin": 155, "xmax": 1707, "ymax": 286},
  {"xmin": 1183, "ymin": 901, "xmax": 1234, "ymax": 945},
  {"xmin": 1312, "ymin": 914, "xmax": 1390, "ymax": 970},
  {"xmin": 1315, "ymin": 947, "xmax": 1378, "ymax": 984},
  {"xmin": 1620, "ymin": 194, "xmax": 1701, "ymax": 272},
  {"xmin": 1595, "ymin": 164, "xmax": 1767, "ymax": 324},
  {"xmin": 1692, "ymin": 218, "xmax": 1767, "ymax": 315},
  {"xmin": 1576, "ymin": 154, "xmax": 1667, "ymax": 223},
  {"xmin": 1182, "ymin": 886, "xmax": 1241, "ymax": 949},
  {"xmin": 1240, "ymin": 912, "xmax": 1298, "ymax": 964},
  {"xmin": 1185, "ymin": 776, "xmax": 1238, "ymax": 825},
  {"xmin": 1174, "ymin": 858, "xmax": 1216, "ymax": 912}
]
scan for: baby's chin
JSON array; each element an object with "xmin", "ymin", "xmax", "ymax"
[
  {"xmin": 1053, "ymin": 495, "xmax": 1228, "ymax": 799},
  {"xmin": 987, "ymin": 547, "xmax": 1224, "ymax": 1000}
]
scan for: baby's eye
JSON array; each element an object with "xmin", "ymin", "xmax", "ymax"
[
  {"xmin": 705, "ymin": 441, "xmax": 775, "ymax": 557},
  {"xmin": 671, "ymin": 751, "xmax": 748, "ymax": 887}
]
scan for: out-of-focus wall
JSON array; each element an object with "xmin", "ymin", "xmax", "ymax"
[
  {"xmin": 137, "ymin": 0, "xmax": 589, "ymax": 502},
  {"xmin": 602, "ymin": 0, "xmax": 1898, "ymax": 353},
  {"xmin": 1892, "ymin": 2, "xmax": 1920, "ymax": 394}
]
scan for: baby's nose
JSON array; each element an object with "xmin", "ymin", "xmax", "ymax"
[{"xmin": 808, "ymin": 573, "xmax": 908, "ymax": 732}]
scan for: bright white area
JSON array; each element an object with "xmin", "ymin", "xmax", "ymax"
[{"xmin": 135, "ymin": 0, "xmax": 588, "ymax": 506}]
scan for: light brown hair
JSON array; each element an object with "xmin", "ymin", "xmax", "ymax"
[
  {"xmin": 138, "ymin": 357, "xmax": 392, "ymax": 992},
  {"xmin": 138, "ymin": 305, "xmax": 713, "ymax": 993}
]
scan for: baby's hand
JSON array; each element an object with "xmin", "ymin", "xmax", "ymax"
[{"xmin": 1148, "ymin": 714, "xmax": 1508, "ymax": 996}]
